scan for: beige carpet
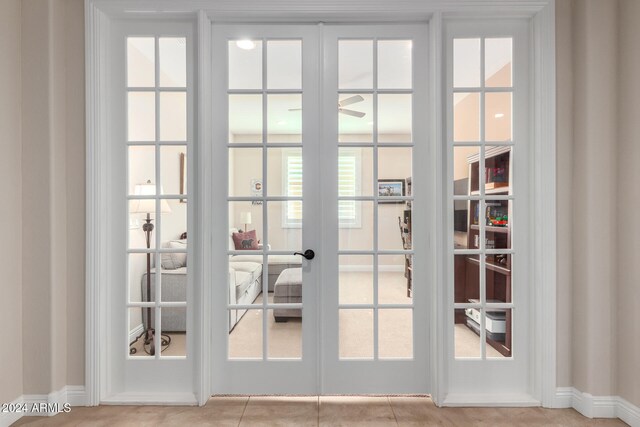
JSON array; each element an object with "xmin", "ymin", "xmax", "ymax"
[{"xmin": 142, "ymin": 272, "xmax": 505, "ymax": 359}]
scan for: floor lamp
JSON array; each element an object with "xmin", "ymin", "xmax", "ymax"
[{"xmin": 129, "ymin": 180, "xmax": 172, "ymax": 356}]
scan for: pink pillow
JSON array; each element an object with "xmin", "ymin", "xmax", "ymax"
[{"xmin": 232, "ymin": 230, "xmax": 259, "ymax": 250}]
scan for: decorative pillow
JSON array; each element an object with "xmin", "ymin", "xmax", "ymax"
[
  {"xmin": 231, "ymin": 230, "xmax": 259, "ymax": 250},
  {"xmin": 161, "ymin": 239, "xmax": 187, "ymax": 269}
]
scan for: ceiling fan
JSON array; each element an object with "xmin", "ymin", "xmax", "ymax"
[{"xmin": 288, "ymin": 95, "xmax": 366, "ymax": 118}]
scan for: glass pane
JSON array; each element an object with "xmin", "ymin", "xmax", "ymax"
[
  {"xmin": 339, "ymin": 255, "xmax": 373, "ymax": 305},
  {"xmin": 455, "ymin": 308, "xmax": 481, "ymax": 358},
  {"xmin": 127, "ymin": 37, "xmax": 155, "ymax": 87},
  {"xmin": 454, "ymin": 254, "xmax": 479, "ymax": 304},
  {"xmin": 228, "ymin": 254, "xmax": 263, "ymax": 307},
  {"xmin": 486, "ymin": 254, "xmax": 512, "ymax": 303},
  {"xmin": 378, "ymin": 40, "xmax": 412, "ymax": 89},
  {"xmin": 453, "ymin": 92, "xmax": 480, "ymax": 142},
  {"xmin": 160, "ymin": 199, "xmax": 186, "ymax": 246},
  {"xmin": 268, "ymin": 309, "xmax": 302, "ymax": 359},
  {"xmin": 485, "ymin": 38, "xmax": 512, "ymax": 88},
  {"xmin": 339, "ymin": 40, "xmax": 373, "ymax": 89},
  {"xmin": 128, "ymin": 92, "xmax": 156, "ymax": 141},
  {"xmin": 485, "ymin": 200, "xmax": 511, "ymax": 249},
  {"xmin": 339, "ymin": 309, "xmax": 373, "ymax": 359},
  {"xmin": 378, "ymin": 94, "xmax": 412, "ymax": 143},
  {"xmin": 377, "ymin": 202, "xmax": 409, "ymax": 251},
  {"xmin": 378, "ymin": 147, "xmax": 411, "ymax": 185},
  {"xmin": 129, "ymin": 253, "xmax": 155, "ymax": 304},
  {"xmin": 229, "ymin": 94, "xmax": 263, "ymax": 143},
  {"xmin": 453, "ymin": 200, "xmax": 471, "ymax": 249},
  {"xmin": 485, "ymin": 308, "xmax": 511, "ymax": 358},
  {"xmin": 228, "ymin": 147, "xmax": 263, "ymax": 197},
  {"xmin": 160, "ymin": 92, "xmax": 187, "ymax": 141},
  {"xmin": 160, "ymin": 307, "xmax": 186, "ymax": 357},
  {"xmin": 129, "ymin": 199, "xmax": 166, "ymax": 250},
  {"xmin": 485, "ymin": 146, "xmax": 511, "ymax": 194},
  {"xmin": 378, "ymin": 255, "xmax": 412, "ymax": 304},
  {"xmin": 229, "ymin": 309, "xmax": 263, "ymax": 359},
  {"xmin": 267, "ymin": 147, "xmax": 302, "ymax": 197},
  {"xmin": 453, "ymin": 146, "xmax": 479, "ymax": 196},
  {"xmin": 159, "ymin": 37, "xmax": 186, "ymax": 87},
  {"xmin": 339, "ymin": 147, "xmax": 373, "ymax": 197},
  {"xmin": 379, "ymin": 309, "xmax": 413, "ymax": 358},
  {"xmin": 228, "ymin": 40, "xmax": 262, "ymax": 90},
  {"xmin": 485, "ymin": 92, "xmax": 512, "ymax": 142},
  {"xmin": 339, "ymin": 201, "xmax": 373, "ymax": 251},
  {"xmin": 267, "ymin": 40, "xmax": 301, "ymax": 90},
  {"xmin": 338, "ymin": 94, "xmax": 373, "ymax": 142},
  {"xmin": 129, "ymin": 307, "xmax": 153, "ymax": 357},
  {"xmin": 267, "ymin": 201, "xmax": 302, "ymax": 251},
  {"xmin": 160, "ymin": 145, "xmax": 186, "ymax": 196},
  {"xmin": 128, "ymin": 146, "xmax": 155, "ymax": 195},
  {"xmin": 453, "ymin": 38, "xmax": 480, "ymax": 88},
  {"xmin": 228, "ymin": 202, "xmax": 263, "ymax": 247},
  {"xmin": 267, "ymin": 94, "xmax": 302, "ymax": 143},
  {"xmin": 159, "ymin": 253, "xmax": 188, "ymax": 305}
]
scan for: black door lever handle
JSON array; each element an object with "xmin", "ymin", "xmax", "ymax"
[{"xmin": 294, "ymin": 249, "xmax": 315, "ymax": 260}]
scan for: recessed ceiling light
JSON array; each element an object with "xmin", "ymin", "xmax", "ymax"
[
  {"xmin": 494, "ymin": 113, "xmax": 505, "ymax": 118},
  {"xmin": 236, "ymin": 40, "xmax": 256, "ymax": 50},
  {"xmin": 277, "ymin": 120, "xmax": 287, "ymax": 125}
]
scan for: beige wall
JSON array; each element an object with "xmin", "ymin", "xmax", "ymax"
[
  {"xmin": 616, "ymin": 0, "xmax": 640, "ymax": 408},
  {"xmin": 0, "ymin": 0, "xmax": 24, "ymax": 405}
]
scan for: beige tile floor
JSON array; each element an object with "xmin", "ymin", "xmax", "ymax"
[{"xmin": 12, "ymin": 396, "xmax": 628, "ymax": 426}]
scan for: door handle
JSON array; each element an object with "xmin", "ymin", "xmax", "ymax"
[{"xmin": 294, "ymin": 249, "xmax": 315, "ymax": 260}]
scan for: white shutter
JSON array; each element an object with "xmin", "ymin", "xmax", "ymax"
[
  {"xmin": 285, "ymin": 153, "xmax": 303, "ymax": 226},
  {"xmin": 338, "ymin": 154, "xmax": 357, "ymax": 225}
]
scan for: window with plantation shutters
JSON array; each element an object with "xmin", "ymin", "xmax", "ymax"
[{"xmin": 283, "ymin": 150, "xmax": 361, "ymax": 228}]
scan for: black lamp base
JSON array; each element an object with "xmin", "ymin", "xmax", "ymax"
[{"xmin": 129, "ymin": 328, "xmax": 172, "ymax": 356}]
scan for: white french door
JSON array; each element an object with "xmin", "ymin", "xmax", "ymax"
[{"xmin": 210, "ymin": 23, "xmax": 429, "ymax": 394}]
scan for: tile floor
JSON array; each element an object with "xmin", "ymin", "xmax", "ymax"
[{"xmin": 12, "ymin": 396, "xmax": 628, "ymax": 426}]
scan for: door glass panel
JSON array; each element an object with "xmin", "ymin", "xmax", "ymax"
[
  {"xmin": 129, "ymin": 307, "xmax": 154, "ymax": 358},
  {"xmin": 378, "ymin": 254, "xmax": 412, "ymax": 304},
  {"xmin": 338, "ymin": 93, "xmax": 373, "ymax": 142},
  {"xmin": 339, "ymin": 148, "xmax": 372, "ymax": 197},
  {"xmin": 453, "ymin": 146, "xmax": 479, "ymax": 196},
  {"xmin": 127, "ymin": 37, "xmax": 155, "ymax": 87},
  {"xmin": 267, "ymin": 147, "xmax": 302, "ymax": 197},
  {"xmin": 228, "ymin": 147, "xmax": 263, "ymax": 197},
  {"xmin": 229, "ymin": 201, "xmax": 263, "ymax": 243},
  {"xmin": 160, "ymin": 307, "xmax": 187, "ymax": 357},
  {"xmin": 228, "ymin": 309, "xmax": 263, "ymax": 359},
  {"xmin": 339, "ymin": 255, "xmax": 373, "ymax": 305},
  {"xmin": 485, "ymin": 38, "xmax": 512, "ymax": 88},
  {"xmin": 229, "ymin": 94, "xmax": 263, "ymax": 143},
  {"xmin": 159, "ymin": 92, "xmax": 187, "ymax": 141},
  {"xmin": 485, "ymin": 309, "xmax": 511, "ymax": 358},
  {"xmin": 455, "ymin": 254, "xmax": 479, "ymax": 303},
  {"xmin": 453, "ymin": 92, "xmax": 480, "ymax": 142},
  {"xmin": 159, "ymin": 145, "xmax": 186, "ymax": 196},
  {"xmin": 339, "ymin": 309, "xmax": 373, "ymax": 359},
  {"xmin": 378, "ymin": 309, "xmax": 413, "ymax": 358},
  {"xmin": 485, "ymin": 92, "xmax": 512, "ymax": 142},
  {"xmin": 267, "ymin": 94, "xmax": 302, "ymax": 143},
  {"xmin": 378, "ymin": 40, "xmax": 412, "ymax": 89},
  {"xmin": 159, "ymin": 37, "xmax": 187, "ymax": 88},
  {"xmin": 338, "ymin": 201, "xmax": 373, "ymax": 251},
  {"xmin": 267, "ymin": 40, "xmax": 302, "ymax": 90},
  {"xmin": 159, "ymin": 199, "xmax": 186, "ymax": 244},
  {"xmin": 378, "ymin": 94, "xmax": 412, "ymax": 143},
  {"xmin": 128, "ymin": 92, "xmax": 156, "ymax": 141},
  {"xmin": 228, "ymin": 40, "xmax": 262, "ymax": 90},
  {"xmin": 486, "ymin": 254, "xmax": 512, "ymax": 303},
  {"xmin": 377, "ymin": 202, "xmax": 408, "ymax": 251},
  {"xmin": 266, "ymin": 201, "xmax": 302, "ymax": 251},
  {"xmin": 128, "ymin": 146, "xmax": 156, "ymax": 195},
  {"xmin": 268, "ymin": 309, "xmax": 302, "ymax": 359},
  {"xmin": 453, "ymin": 38, "xmax": 480, "ymax": 88},
  {"xmin": 454, "ymin": 308, "xmax": 481, "ymax": 358},
  {"xmin": 485, "ymin": 200, "xmax": 511, "ymax": 249},
  {"xmin": 339, "ymin": 40, "xmax": 373, "ymax": 89},
  {"xmin": 128, "ymin": 253, "xmax": 154, "ymax": 304}
]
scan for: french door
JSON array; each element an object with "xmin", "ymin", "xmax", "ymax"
[{"xmin": 210, "ymin": 23, "xmax": 429, "ymax": 394}]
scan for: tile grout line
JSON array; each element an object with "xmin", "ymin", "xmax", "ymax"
[
  {"xmin": 237, "ymin": 396, "xmax": 250, "ymax": 427},
  {"xmin": 387, "ymin": 396, "xmax": 400, "ymax": 426}
]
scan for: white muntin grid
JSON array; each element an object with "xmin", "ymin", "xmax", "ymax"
[
  {"xmin": 336, "ymin": 38, "xmax": 415, "ymax": 361},
  {"xmin": 125, "ymin": 35, "xmax": 189, "ymax": 359},
  {"xmin": 451, "ymin": 36, "xmax": 515, "ymax": 360},
  {"xmin": 226, "ymin": 38, "xmax": 305, "ymax": 361}
]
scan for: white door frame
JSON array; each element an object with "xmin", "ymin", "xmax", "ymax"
[{"xmin": 85, "ymin": 0, "xmax": 556, "ymax": 407}]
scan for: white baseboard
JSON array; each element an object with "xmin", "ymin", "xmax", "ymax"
[
  {"xmin": 100, "ymin": 391, "xmax": 198, "ymax": 406},
  {"xmin": 554, "ymin": 387, "xmax": 640, "ymax": 426},
  {"xmin": 442, "ymin": 392, "xmax": 540, "ymax": 407},
  {"xmin": 0, "ymin": 395, "xmax": 24, "ymax": 426}
]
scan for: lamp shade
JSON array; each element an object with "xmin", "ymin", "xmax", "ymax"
[
  {"xmin": 130, "ymin": 181, "xmax": 172, "ymax": 214},
  {"xmin": 239, "ymin": 211, "xmax": 252, "ymax": 225}
]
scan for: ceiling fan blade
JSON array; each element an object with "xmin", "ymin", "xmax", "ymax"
[
  {"xmin": 338, "ymin": 95, "xmax": 364, "ymax": 107},
  {"xmin": 339, "ymin": 108, "xmax": 366, "ymax": 118},
  {"xmin": 287, "ymin": 108, "xmax": 302, "ymax": 111}
]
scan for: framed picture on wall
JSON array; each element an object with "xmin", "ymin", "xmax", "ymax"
[{"xmin": 377, "ymin": 179, "xmax": 405, "ymax": 203}]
